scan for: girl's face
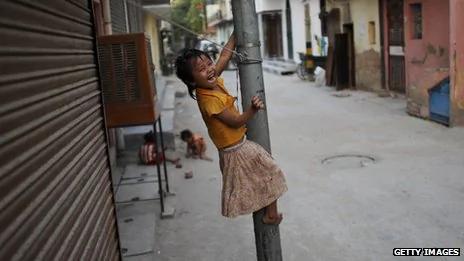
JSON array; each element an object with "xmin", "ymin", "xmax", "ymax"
[{"xmin": 191, "ymin": 55, "xmax": 217, "ymax": 89}]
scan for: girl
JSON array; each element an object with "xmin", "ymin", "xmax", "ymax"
[{"xmin": 175, "ymin": 33, "xmax": 287, "ymax": 225}]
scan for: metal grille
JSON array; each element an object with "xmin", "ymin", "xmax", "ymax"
[
  {"xmin": 387, "ymin": 0, "xmax": 404, "ymax": 45},
  {"xmin": 0, "ymin": 0, "xmax": 120, "ymax": 260},
  {"xmin": 389, "ymin": 56, "xmax": 406, "ymax": 92},
  {"xmin": 98, "ymin": 41, "xmax": 140, "ymax": 102},
  {"xmin": 111, "ymin": 0, "xmax": 127, "ymax": 33}
]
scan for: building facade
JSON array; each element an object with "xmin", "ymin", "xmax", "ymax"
[
  {"xmin": 450, "ymin": 0, "xmax": 464, "ymax": 126},
  {"xmin": 206, "ymin": 0, "xmax": 464, "ymax": 126},
  {"xmin": 208, "ymin": 0, "xmax": 234, "ymax": 46},
  {"xmin": 323, "ymin": 0, "xmax": 382, "ymax": 90},
  {"xmin": 255, "ymin": 0, "xmax": 308, "ymax": 62},
  {"xmin": 381, "ymin": 0, "xmax": 464, "ymax": 126}
]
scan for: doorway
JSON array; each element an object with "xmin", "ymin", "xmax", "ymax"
[
  {"xmin": 387, "ymin": 0, "xmax": 405, "ymax": 92},
  {"xmin": 262, "ymin": 12, "xmax": 283, "ymax": 58},
  {"xmin": 343, "ymin": 23, "xmax": 356, "ymax": 88}
]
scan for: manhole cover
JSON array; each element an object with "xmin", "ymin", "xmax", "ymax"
[{"xmin": 322, "ymin": 154, "xmax": 375, "ymax": 169}]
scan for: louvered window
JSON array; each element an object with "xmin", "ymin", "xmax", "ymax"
[{"xmin": 111, "ymin": 0, "xmax": 128, "ymax": 33}]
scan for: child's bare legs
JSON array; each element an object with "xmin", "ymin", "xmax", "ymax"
[{"xmin": 262, "ymin": 200, "xmax": 283, "ymax": 225}]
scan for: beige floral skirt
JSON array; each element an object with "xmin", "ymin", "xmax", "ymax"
[{"xmin": 218, "ymin": 139, "xmax": 287, "ymax": 218}]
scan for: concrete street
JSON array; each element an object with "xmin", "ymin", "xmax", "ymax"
[{"xmin": 152, "ymin": 71, "xmax": 464, "ymax": 261}]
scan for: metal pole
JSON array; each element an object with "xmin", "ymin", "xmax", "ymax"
[
  {"xmin": 157, "ymin": 117, "xmax": 170, "ymax": 193},
  {"xmin": 153, "ymin": 122, "xmax": 165, "ymax": 213},
  {"xmin": 231, "ymin": 1, "xmax": 283, "ymax": 260}
]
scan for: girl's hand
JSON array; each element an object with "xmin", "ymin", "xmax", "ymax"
[
  {"xmin": 215, "ymin": 96, "xmax": 264, "ymax": 128},
  {"xmin": 251, "ymin": 96, "xmax": 265, "ymax": 111}
]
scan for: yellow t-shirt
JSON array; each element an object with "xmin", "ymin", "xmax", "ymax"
[{"xmin": 196, "ymin": 78, "xmax": 246, "ymax": 149}]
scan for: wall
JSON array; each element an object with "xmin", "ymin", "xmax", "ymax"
[
  {"xmin": 326, "ymin": 0, "xmax": 351, "ymax": 27},
  {"xmin": 282, "ymin": 1, "xmax": 289, "ymax": 60},
  {"xmin": 206, "ymin": 4, "xmax": 219, "ymax": 22},
  {"xmin": 350, "ymin": 0, "xmax": 381, "ymax": 53},
  {"xmin": 289, "ymin": 0, "xmax": 306, "ymax": 62},
  {"xmin": 215, "ymin": 0, "xmax": 233, "ymax": 49},
  {"xmin": 404, "ymin": 0, "xmax": 450, "ymax": 118},
  {"xmin": 258, "ymin": 13, "xmax": 264, "ymax": 58},
  {"xmin": 450, "ymin": 0, "xmax": 464, "ymax": 126},
  {"xmin": 206, "ymin": 2, "xmax": 220, "ymax": 42},
  {"xmin": 256, "ymin": 0, "xmax": 306, "ymax": 62},
  {"xmin": 350, "ymin": 0, "xmax": 382, "ymax": 90},
  {"xmin": 255, "ymin": 0, "xmax": 283, "ymax": 59},
  {"xmin": 144, "ymin": 14, "xmax": 161, "ymax": 75},
  {"xmin": 222, "ymin": 0, "xmax": 233, "ymax": 20},
  {"xmin": 217, "ymin": 22, "xmax": 234, "ymax": 46},
  {"xmin": 255, "ymin": 0, "xmax": 282, "ymax": 13},
  {"xmin": 309, "ymin": 0, "xmax": 323, "ymax": 56}
]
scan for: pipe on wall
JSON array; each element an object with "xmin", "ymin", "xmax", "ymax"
[{"xmin": 102, "ymin": 0, "xmax": 113, "ymax": 35}]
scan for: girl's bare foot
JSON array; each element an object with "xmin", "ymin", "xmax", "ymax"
[{"xmin": 262, "ymin": 213, "xmax": 283, "ymax": 225}]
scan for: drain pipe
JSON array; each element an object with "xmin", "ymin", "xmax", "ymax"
[{"xmin": 102, "ymin": 0, "xmax": 112, "ymax": 35}]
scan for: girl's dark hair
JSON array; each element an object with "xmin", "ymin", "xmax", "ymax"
[
  {"xmin": 175, "ymin": 48, "xmax": 212, "ymax": 99},
  {"xmin": 144, "ymin": 131, "xmax": 155, "ymax": 143},
  {"xmin": 180, "ymin": 129, "xmax": 193, "ymax": 141}
]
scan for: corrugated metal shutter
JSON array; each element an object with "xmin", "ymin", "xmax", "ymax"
[
  {"xmin": 0, "ymin": 1, "xmax": 120, "ymax": 260},
  {"xmin": 111, "ymin": 0, "xmax": 128, "ymax": 33}
]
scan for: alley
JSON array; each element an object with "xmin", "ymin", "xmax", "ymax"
[
  {"xmin": 3, "ymin": 1, "xmax": 464, "ymax": 260},
  {"xmin": 153, "ymin": 71, "xmax": 464, "ymax": 261}
]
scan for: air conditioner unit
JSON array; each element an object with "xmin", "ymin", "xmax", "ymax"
[{"xmin": 97, "ymin": 33, "xmax": 157, "ymax": 128}]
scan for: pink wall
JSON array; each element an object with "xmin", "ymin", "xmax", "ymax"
[
  {"xmin": 450, "ymin": 0, "xmax": 464, "ymax": 126},
  {"xmin": 404, "ymin": 0, "xmax": 450, "ymax": 118}
]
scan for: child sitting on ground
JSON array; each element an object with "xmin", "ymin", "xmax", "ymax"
[
  {"xmin": 180, "ymin": 129, "xmax": 212, "ymax": 161},
  {"xmin": 139, "ymin": 131, "xmax": 182, "ymax": 168}
]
